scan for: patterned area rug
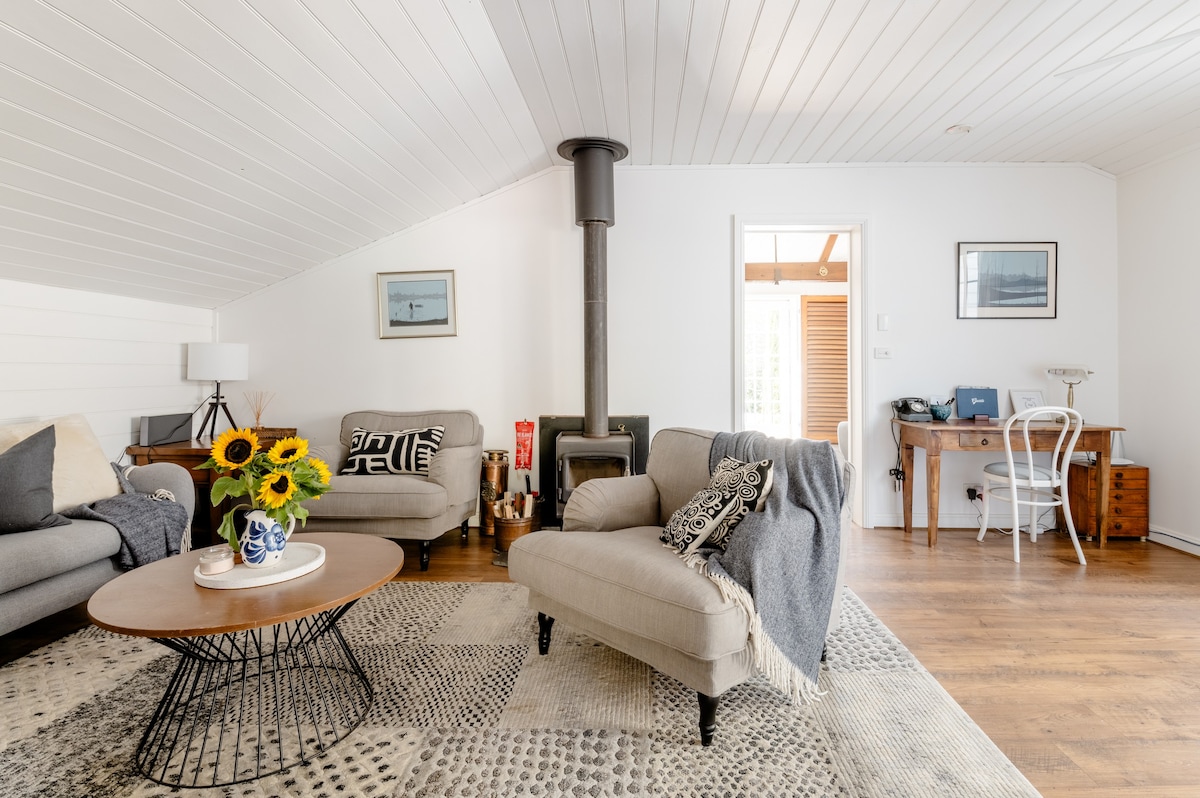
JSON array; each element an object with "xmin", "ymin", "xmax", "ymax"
[{"xmin": 0, "ymin": 583, "xmax": 1040, "ymax": 797}]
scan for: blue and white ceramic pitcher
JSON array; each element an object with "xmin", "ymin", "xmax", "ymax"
[{"xmin": 238, "ymin": 510, "xmax": 295, "ymax": 568}]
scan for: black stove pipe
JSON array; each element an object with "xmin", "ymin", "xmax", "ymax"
[{"xmin": 557, "ymin": 137, "xmax": 629, "ymax": 439}]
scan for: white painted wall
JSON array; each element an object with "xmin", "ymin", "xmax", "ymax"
[
  {"xmin": 219, "ymin": 163, "xmax": 1120, "ymax": 531},
  {"xmin": 0, "ymin": 279, "xmax": 214, "ymax": 460},
  {"xmin": 1117, "ymin": 150, "xmax": 1200, "ymax": 555}
]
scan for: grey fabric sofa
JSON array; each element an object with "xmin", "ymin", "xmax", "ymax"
[
  {"xmin": 0, "ymin": 460, "xmax": 195, "ymax": 637},
  {"xmin": 508, "ymin": 427, "xmax": 855, "ymax": 745},
  {"xmin": 304, "ymin": 410, "xmax": 484, "ymax": 571}
]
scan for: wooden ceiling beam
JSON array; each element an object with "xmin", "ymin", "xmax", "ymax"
[
  {"xmin": 744, "ymin": 261, "xmax": 848, "ymax": 282},
  {"xmin": 819, "ymin": 234, "xmax": 838, "ymax": 263}
]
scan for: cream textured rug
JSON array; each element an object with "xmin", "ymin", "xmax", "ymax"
[{"xmin": 0, "ymin": 582, "xmax": 1040, "ymax": 797}]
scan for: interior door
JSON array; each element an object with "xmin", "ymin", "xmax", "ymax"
[{"xmin": 800, "ymin": 295, "xmax": 848, "ymax": 443}]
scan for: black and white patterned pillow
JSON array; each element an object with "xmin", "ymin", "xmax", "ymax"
[
  {"xmin": 340, "ymin": 425, "xmax": 445, "ymax": 475},
  {"xmin": 705, "ymin": 456, "xmax": 774, "ymax": 550},
  {"xmin": 659, "ymin": 488, "xmax": 738, "ymax": 554}
]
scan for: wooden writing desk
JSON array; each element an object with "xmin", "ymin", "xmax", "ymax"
[{"xmin": 892, "ymin": 418, "xmax": 1124, "ymax": 548}]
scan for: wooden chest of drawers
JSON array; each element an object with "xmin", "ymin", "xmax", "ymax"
[{"xmin": 1066, "ymin": 461, "xmax": 1149, "ymax": 542}]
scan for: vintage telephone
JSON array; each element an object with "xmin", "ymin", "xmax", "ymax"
[{"xmin": 892, "ymin": 397, "xmax": 932, "ymax": 422}]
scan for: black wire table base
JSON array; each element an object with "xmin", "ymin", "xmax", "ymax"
[{"xmin": 136, "ymin": 603, "xmax": 372, "ymax": 788}]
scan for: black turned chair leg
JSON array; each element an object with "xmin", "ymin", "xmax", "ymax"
[
  {"xmin": 698, "ymin": 692, "xmax": 720, "ymax": 746},
  {"xmin": 460, "ymin": 519, "xmax": 469, "ymax": 540},
  {"xmin": 419, "ymin": 540, "xmax": 431, "ymax": 571},
  {"xmin": 537, "ymin": 613, "xmax": 554, "ymax": 655}
]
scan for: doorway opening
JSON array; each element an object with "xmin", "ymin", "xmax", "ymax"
[{"xmin": 733, "ymin": 220, "xmax": 865, "ymax": 524}]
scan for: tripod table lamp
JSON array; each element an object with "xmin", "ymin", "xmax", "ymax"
[{"xmin": 187, "ymin": 343, "xmax": 250, "ymax": 441}]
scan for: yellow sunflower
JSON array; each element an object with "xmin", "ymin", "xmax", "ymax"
[
  {"xmin": 212, "ymin": 428, "xmax": 259, "ymax": 469},
  {"xmin": 267, "ymin": 436, "xmax": 308, "ymax": 465},
  {"xmin": 308, "ymin": 456, "xmax": 332, "ymax": 485},
  {"xmin": 256, "ymin": 470, "xmax": 297, "ymax": 509}
]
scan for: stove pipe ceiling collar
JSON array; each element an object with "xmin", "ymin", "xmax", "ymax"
[{"xmin": 557, "ymin": 138, "xmax": 629, "ymax": 438}]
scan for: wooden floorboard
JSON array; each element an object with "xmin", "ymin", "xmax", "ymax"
[
  {"xmin": 3, "ymin": 525, "xmax": 1197, "ymax": 796},
  {"xmin": 843, "ymin": 525, "xmax": 1200, "ymax": 798}
]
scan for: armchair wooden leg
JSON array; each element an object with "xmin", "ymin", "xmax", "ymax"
[
  {"xmin": 419, "ymin": 540, "xmax": 431, "ymax": 571},
  {"xmin": 537, "ymin": 613, "xmax": 554, "ymax": 655},
  {"xmin": 698, "ymin": 692, "xmax": 720, "ymax": 746},
  {"xmin": 460, "ymin": 519, "xmax": 469, "ymax": 540}
]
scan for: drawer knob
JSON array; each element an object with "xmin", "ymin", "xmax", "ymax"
[
  {"xmin": 980, "ymin": 438, "xmax": 989, "ymax": 446},
  {"xmin": 1114, "ymin": 481, "xmax": 1123, "ymax": 489},
  {"xmin": 1114, "ymin": 522, "xmax": 1123, "ymax": 530},
  {"xmin": 1114, "ymin": 471, "xmax": 1125, "ymax": 479},
  {"xmin": 1114, "ymin": 507, "xmax": 1123, "ymax": 514}
]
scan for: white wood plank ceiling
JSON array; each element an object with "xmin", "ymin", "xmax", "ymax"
[{"xmin": 2, "ymin": 0, "xmax": 1198, "ymax": 308}]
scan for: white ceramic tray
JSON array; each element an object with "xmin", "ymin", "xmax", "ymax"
[{"xmin": 194, "ymin": 542, "xmax": 325, "ymax": 589}]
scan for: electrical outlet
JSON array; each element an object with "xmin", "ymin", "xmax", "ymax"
[{"xmin": 964, "ymin": 483, "xmax": 983, "ymax": 501}]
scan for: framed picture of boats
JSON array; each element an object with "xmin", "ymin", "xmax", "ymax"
[
  {"xmin": 956, "ymin": 242, "xmax": 1056, "ymax": 319},
  {"xmin": 377, "ymin": 270, "xmax": 458, "ymax": 338}
]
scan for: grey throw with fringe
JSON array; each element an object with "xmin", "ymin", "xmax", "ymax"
[
  {"xmin": 701, "ymin": 430, "xmax": 845, "ymax": 703},
  {"xmin": 65, "ymin": 493, "xmax": 187, "ymax": 569}
]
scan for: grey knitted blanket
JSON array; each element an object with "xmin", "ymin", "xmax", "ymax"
[
  {"xmin": 702, "ymin": 431, "xmax": 845, "ymax": 703},
  {"xmin": 65, "ymin": 493, "xmax": 187, "ymax": 570}
]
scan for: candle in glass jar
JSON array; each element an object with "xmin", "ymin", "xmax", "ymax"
[{"xmin": 198, "ymin": 546, "xmax": 234, "ymax": 575}]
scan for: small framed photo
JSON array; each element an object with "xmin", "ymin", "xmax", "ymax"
[
  {"xmin": 377, "ymin": 270, "xmax": 457, "ymax": 339},
  {"xmin": 1009, "ymin": 389, "xmax": 1046, "ymax": 413},
  {"xmin": 957, "ymin": 242, "xmax": 1057, "ymax": 319}
]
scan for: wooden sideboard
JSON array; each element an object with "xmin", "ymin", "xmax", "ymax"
[
  {"xmin": 126, "ymin": 439, "xmax": 223, "ymax": 548},
  {"xmin": 1066, "ymin": 460, "xmax": 1150, "ymax": 543}
]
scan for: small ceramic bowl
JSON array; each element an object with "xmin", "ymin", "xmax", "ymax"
[{"xmin": 930, "ymin": 403, "xmax": 952, "ymax": 421}]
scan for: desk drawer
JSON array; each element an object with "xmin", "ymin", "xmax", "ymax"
[{"xmin": 957, "ymin": 432, "xmax": 1004, "ymax": 449}]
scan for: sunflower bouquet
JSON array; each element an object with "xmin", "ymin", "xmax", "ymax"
[{"xmin": 197, "ymin": 428, "xmax": 332, "ymax": 551}]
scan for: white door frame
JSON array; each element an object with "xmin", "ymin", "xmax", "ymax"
[{"xmin": 731, "ymin": 216, "xmax": 868, "ymax": 526}]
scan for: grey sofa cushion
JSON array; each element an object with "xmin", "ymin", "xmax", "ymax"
[
  {"xmin": 0, "ymin": 517, "xmax": 120, "ymax": 594},
  {"xmin": 0, "ymin": 427, "xmax": 71, "ymax": 534},
  {"xmin": 312, "ymin": 473, "xmax": 448, "ymax": 519},
  {"xmin": 509, "ymin": 526, "xmax": 750, "ymax": 661}
]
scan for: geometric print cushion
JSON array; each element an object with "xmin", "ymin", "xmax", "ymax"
[
  {"xmin": 340, "ymin": 425, "xmax": 445, "ymax": 475},
  {"xmin": 659, "ymin": 487, "xmax": 739, "ymax": 555},
  {"xmin": 705, "ymin": 456, "xmax": 774, "ymax": 550}
]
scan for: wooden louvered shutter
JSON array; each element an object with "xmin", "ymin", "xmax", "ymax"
[{"xmin": 800, "ymin": 296, "xmax": 848, "ymax": 442}]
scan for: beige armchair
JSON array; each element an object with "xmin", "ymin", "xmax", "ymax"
[
  {"xmin": 303, "ymin": 410, "xmax": 483, "ymax": 570},
  {"xmin": 509, "ymin": 427, "xmax": 854, "ymax": 745}
]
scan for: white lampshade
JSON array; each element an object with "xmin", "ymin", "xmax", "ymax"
[
  {"xmin": 1045, "ymin": 366, "xmax": 1092, "ymax": 382},
  {"xmin": 187, "ymin": 343, "xmax": 249, "ymax": 382}
]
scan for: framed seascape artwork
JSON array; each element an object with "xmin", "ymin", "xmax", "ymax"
[
  {"xmin": 1009, "ymin": 389, "xmax": 1046, "ymax": 413},
  {"xmin": 377, "ymin": 270, "xmax": 457, "ymax": 339},
  {"xmin": 957, "ymin": 242, "xmax": 1057, "ymax": 319}
]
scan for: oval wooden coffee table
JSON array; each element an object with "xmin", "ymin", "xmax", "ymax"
[{"xmin": 88, "ymin": 532, "xmax": 403, "ymax": 788}]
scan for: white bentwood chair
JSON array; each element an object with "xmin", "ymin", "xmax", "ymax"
[{"xmin": 977, "ymin": 406, "xmax": 1087, "ymax": 565}]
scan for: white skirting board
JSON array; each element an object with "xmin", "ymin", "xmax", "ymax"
[{"xmin": 1149, "ymin": 528, "xmax": 1200, "ymax": 558}]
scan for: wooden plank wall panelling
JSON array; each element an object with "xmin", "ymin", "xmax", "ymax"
[{"xmin": 0, "ymin": 279, "xmax": 213, "ymax": 460}]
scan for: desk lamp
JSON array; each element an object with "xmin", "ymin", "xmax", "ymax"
[
  {"xmin": 1045, "ymin": 366, "xmax": 1092, "ymax": 409},
  {"xmin": 187, "ymin": 343, "xmax": 249, "ymax": 440}
]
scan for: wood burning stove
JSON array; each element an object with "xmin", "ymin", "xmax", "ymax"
[
  {"xmin": 538, "ymin": 415, "xmax": 649, "ymax": 528},
  {"xmin": 540, "ymin": 138, "xmax": 644, "ymax": 529}
]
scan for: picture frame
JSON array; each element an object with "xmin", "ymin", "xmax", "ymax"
[
  {"xmin": 377, "ymin": 270, "xmax": 457, "ymax": 339},
  {"xmin": 957, "ymin": 242, "xmax": 1057, "ymax": 319},
  {"xmin": 1009, "ymin": 388, "xmax": 1047, "ymax": 413}
]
